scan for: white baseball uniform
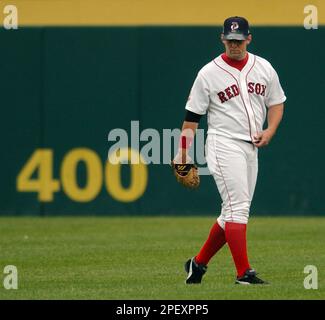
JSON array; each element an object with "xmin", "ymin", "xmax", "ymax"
[{"xmin": 185, "ymin": 53, "xmax": 286, "ymax": 227}]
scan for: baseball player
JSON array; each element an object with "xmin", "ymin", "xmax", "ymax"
[{"xmin": 173, "ymin": 16, "xmax": 286, "ymax": 285}]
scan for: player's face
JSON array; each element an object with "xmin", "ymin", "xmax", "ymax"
[{"xmin": 221, "ymin": 35, "xmax": 252, "ymax": 60}]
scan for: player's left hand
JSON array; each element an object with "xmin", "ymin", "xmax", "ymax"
[{"xmin": 252, "ymin": 129, "xmax": 275, "ymax": 148}]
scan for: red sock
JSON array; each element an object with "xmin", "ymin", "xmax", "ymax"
[
  {"xmin": 225, "ymin": 222, "xmax": 250, "ymax": 277},
  {"xmin": 195, "ymin": 222, "xmax": 226, "ymax": 265}
]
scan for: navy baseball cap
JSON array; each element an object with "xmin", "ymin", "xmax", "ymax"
[{"xmin": 223, "ymin": 16, "xmax": 250, "ymax": 40}]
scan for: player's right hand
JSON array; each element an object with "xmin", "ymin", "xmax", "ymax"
[{"xmin": 173, "ymin": 151, "xmax": 193, "ymax": 164}]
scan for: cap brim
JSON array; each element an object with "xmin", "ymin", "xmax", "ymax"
[{"xmin": 223, "ymin": 33, "xmax": 247, "ymax": 40}]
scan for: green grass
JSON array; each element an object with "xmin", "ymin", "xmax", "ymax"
[{"xmin": 0, "ymin": 216, "xmax": 324, "ymax": 300}]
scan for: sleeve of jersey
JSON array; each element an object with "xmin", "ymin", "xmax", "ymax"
[
  {"xmin": 185, "ymin": 73, "xmax": 210, "ymax": 115},
  {"xmin": 265, "ymin": 68, "xmax": 287, "ymax": 108}
]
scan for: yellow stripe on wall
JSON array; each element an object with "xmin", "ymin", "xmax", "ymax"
[{"xmin": 4, "ymin": 0, "xmax": 325, "ymax": 26}]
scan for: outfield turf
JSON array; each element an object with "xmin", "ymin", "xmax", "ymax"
[{"xmin": 0, "ymin": 216, "xmax": 324, "ymax": 300}]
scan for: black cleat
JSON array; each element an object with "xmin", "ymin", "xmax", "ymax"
[
  {"xmin": 184, "ymin": 257, "xmax": 207, "ymax": 284},
  {"xmin": 235, "ymin": 269, "xmax": 268, "ymax": 285}
]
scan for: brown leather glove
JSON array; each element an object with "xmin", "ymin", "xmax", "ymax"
[{"xmin": 171, "ymin": 162, "xmax": 200, "ymax": 189}]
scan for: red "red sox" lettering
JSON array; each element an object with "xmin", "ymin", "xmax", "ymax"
[{"xmin": 217, "ymin": 82, "xmax": 266, "ymax": 103}]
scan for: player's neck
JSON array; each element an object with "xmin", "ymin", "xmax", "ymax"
[
  {"xmin": 221, "ymin": 53, "xmax": 249, "ymax": 72},
  {"xmin": 224, "ymin": 52, "xmax": 248, "ymax": 61}
]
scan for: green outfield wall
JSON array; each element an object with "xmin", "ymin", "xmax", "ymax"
[{"xmin": 0, "ymin": 27, "xmax": 324, "ymax": 216}]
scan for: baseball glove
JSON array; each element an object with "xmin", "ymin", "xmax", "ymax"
[{"xmin": 171, "ymin": 162, "xmax": 200, "ymax": 189}]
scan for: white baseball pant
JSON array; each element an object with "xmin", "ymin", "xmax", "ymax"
[{"xmin": 205, "ymin": 134, "xmax": 258, "ymax": 228}]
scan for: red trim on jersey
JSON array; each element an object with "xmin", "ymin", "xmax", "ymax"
[
  {"xmin": 221, "ymin": 53, "xmax": 248, "ymax": 71},
  {"xmin": 245, "ymin": 55, "xmax": 259, "ymax": 135},
  {"xmin": 213, "ymin": 60, "xmax": 252, "ymax": 140}
]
